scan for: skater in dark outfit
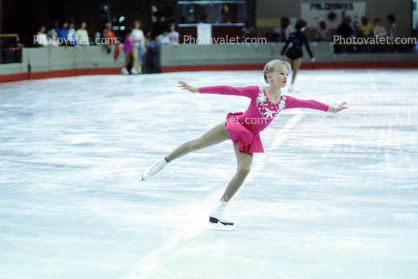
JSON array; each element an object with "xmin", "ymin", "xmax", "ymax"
[
  {"xmin": 280, "ymin": 20, "xmax": 315, "ymax": 87},
  {"xmin": 140, "ymin": 60, "xmax": 347, "ymax": 228}
]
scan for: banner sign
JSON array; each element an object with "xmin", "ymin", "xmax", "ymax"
[
  {"xmin": 197, "ymin": 23, "xmax": 212, "ymax": 44},
  {"xmin": 301, "ymin": 2, "xmax": 366, "ymax": 29}
]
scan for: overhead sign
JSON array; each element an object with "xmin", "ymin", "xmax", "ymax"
[{"xmin": 301, "ymin": 2, "xmax": 366, "ymax": 29}]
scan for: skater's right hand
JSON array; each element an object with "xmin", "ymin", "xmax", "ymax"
[{"xmin": 178, "ymin": 81, "xmax": 199, "ymax": 93}]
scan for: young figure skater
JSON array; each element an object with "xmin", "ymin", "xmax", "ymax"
[
  {"xmin": 141, "ymin": 59, "xmax": 347, "ymax": 228},
  {"xmin": 280, "ymin": 20, "xmax": 315, "ymax": 87}
]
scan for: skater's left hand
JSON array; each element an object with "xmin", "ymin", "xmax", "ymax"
[
  {"xmin": 178, "ymin": 81, "xmax": 199, "ymax": 93},
  {"xmin": 328, "ymin": 102, "xmax": 348, "ymax": 114}
]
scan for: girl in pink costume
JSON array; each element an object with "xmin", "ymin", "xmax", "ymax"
[{"xmin": 141, "ymin": 59, "xmax": 347, "ymax": 228}]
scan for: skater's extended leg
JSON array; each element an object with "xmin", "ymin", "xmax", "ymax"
[
  {"xmin": 165, "ymin": 123, "xmax": 230, "ymax": 162},
  {"xmin": 220, "ymin": 141, "xmax": 253, "ymax": 202},
  {"xmin": 141, "ymin": 123, "xmax": 229, "ymax": 182},
  {"xmin": 209, "ymin": 141, "xmax": 253, "ymax": 226}
]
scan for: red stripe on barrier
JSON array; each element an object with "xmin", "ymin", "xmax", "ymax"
[
  {"xmin": 0, "ymin": 72, "xmax": 29, "ymax": 83},
  {"xmin": 0, "ymin": 67, "xmax": 122, "ymax": 83}
]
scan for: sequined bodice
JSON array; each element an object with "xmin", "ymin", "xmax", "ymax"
[{"xmin": 256, "ymin": 87, "xmax": 286, "ymax": 120}]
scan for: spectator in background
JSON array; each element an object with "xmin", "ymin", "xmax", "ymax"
[
  {"xmin": 96, "ymin": 26, "xmax": 108, "ymax": 45},
  {"xmin": 9, "ymin": 35, "xmax": 23, "ymax": 50},
  {"xmin": 35, "ymin": 26, "xmax": 48, "ymax": 47},
  {"xmin": 314, "ymin": 20, "xmax": 331, "ymax": 41},
  {"xmin": 76, "ymin": 22, "xmax": 90, "ymax": 46},
  {"xmin": 6, "ymin": 35, "xmax": 23, "ymax": 63},
  {"xmin": 158, "ymin": 30, "xmax": 171, "ymax": 45},
  {"xmin": 122, "ymin": 27, "xmax": 135, "ymax": 75},
  {"xmin": 68, "ymin": 23, "xmax": 77, "ymax": 46},
  {"xmin": 373, "ymin": 18, "xmax": 387, "ymax": 39},
  {"xmin": 143, "ymin": 30, "xmax": 152, "ymax": 73},
  {"xmin": 150, "ymin": 16, "xmax": 163, "ymax": 39},
  {"xmin": 279, "ymin": 17, "xmax": 293, "ymax": 42},
  {"xmin": 56, "ymin": 21, "xmax": 69, "ymax": 46},
  {"xmin": 358, "ymin": 16, "xmax": 373, "ymax": 53},
  {"xmin": 132, "ymin": 20, "xmax": 145, "ymax": 74},
  {"xmin": 387, "ymin": 14, "xmax": 398, "ymax": 52},
  {"xmin": 45, "ymin": 25, "xmax": 60, "ymax": 48},
  {"xmin": 168, "ymin": 23, "xmax": 180, "ymax": 44},
  {"xmin": 337, "ymin": 16, "xmax": 353, "ymax": 39},
  {"xmin": 105, "ymin": 22, "xmax": 117, "ymax": 54},
  {"xmin": 242, "ymin": 20, "xmax": 255, "ymax": 42},
  {"xmin": 49, "ymin": 31, "xmax": 60, "ymax": 48},
  {"xmin": 373, "ymin": 18, "xmax": 387, "ymax": 52},
  {"xmin": 48, "ymin": 20, "xmax": 59, "ymax": 38},
  {"xmin": 336, "ymin": 16, "xmax": 353, "ymax": 53},
  {"xmin": 144, "ymin": 30, "xmax": 160, "ymax": 73},
  {"xmin": 387, "ymin": 14, "xmax": 397, "ymax": 40}
]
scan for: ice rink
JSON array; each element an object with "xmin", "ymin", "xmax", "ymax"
[{"xmin": 1, "ymin": 69, "xmax": 417, "ymax": 279}]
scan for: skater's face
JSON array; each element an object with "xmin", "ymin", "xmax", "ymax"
[{"xmin": 268, "ymin": 65, "xmax": 289, "ymax": 88}]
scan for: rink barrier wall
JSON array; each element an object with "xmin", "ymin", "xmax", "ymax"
[
  {"xmin": 161, "ymin": 60, "xmax": 418, "ymax": 72},
  {"xmin": 160, "ymin": 43, "xmax": 418, "ymax": 72},
  {"xmin": 0, "ymin": 43, "xmax": 417, "ymax": 83},
  {"xmin": 0, "ymin": 45, "xmax": 124, "ymax": 83}
]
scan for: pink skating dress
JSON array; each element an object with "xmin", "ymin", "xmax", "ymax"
[{"xmin": 199, "ymin": 85, "xmax": 329, "ymax": 154}]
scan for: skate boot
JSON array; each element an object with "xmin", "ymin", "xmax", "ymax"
[
  {"xmin": 140, "ymin": 157, "xmax": 168, "ymax": 182},
  {"xmin": 209, "ymin": 201, "xmax": 235, "ymax": 230}
]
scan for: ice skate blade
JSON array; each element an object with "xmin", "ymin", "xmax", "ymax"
[
  {"xmin": 209, "ymin": 217, "xmax": 234, "ymax": 226},
  {"xmin": 209, "ymin": 217, "xmax": 234, "ymax": 230},
  {"xmin": 208, "ymin": 222, "xmax": 235, "ymax": 231}
]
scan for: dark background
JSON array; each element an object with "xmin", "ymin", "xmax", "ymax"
[
  {"xmin": 1, "ymin": 0, "xmax": 255, "ymax": 46},
  {"xmin": 1, "ymin": 0, "xmax": 153, "ymax": 45}
]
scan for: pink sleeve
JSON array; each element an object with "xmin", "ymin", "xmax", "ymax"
[
  {"xmin": 199, "ymin": 85, "xmax": 256, "ymax": 98},
  {"xmin": 285, "ymin": 96, "xmax": 329, "ymax": 112}
]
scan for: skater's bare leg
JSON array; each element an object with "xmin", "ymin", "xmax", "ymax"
[
  {"xmin": 220, "ymin": 141, "xmax": 253, "ymax": 202},
  {"xmin": 287, "ymin": 57, "xmax": 302, "ymax": 84},
  {"xmin": 165, "ymin": 123, "xmax": 230, "ymax": 162}
]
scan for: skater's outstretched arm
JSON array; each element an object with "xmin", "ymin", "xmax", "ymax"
[
  {"xmin": 327, "ymin": 102, "xmax": 348, "ymax": 114},
  {"xmin": 178, "ymin": 81, "xmax": 255, "ymax": 98},
  {"xmin": 285, "ymin": 97, "xmax": 348, "ymax": 114}
]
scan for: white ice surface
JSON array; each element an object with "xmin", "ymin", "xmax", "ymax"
[{"xmin": 0, "ymin": 69, "xmax": 417, "ymax": 279}]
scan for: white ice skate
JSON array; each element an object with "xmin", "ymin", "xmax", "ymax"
[
  {"xmin": 140, "ymin": 157, "xmax": 168, "ymax": 182},
  {"xmin": 121, "ymin": 68, "xmax": 129, "ymax": 75},
  {"xmin": 209, "ymin": 201, "xmax": 235, "ymax": 230}
]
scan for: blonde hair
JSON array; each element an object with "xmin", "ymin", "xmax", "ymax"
[{"xmin": 263, "ymin": 59, "xmax": 291, "ymax": 83}]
